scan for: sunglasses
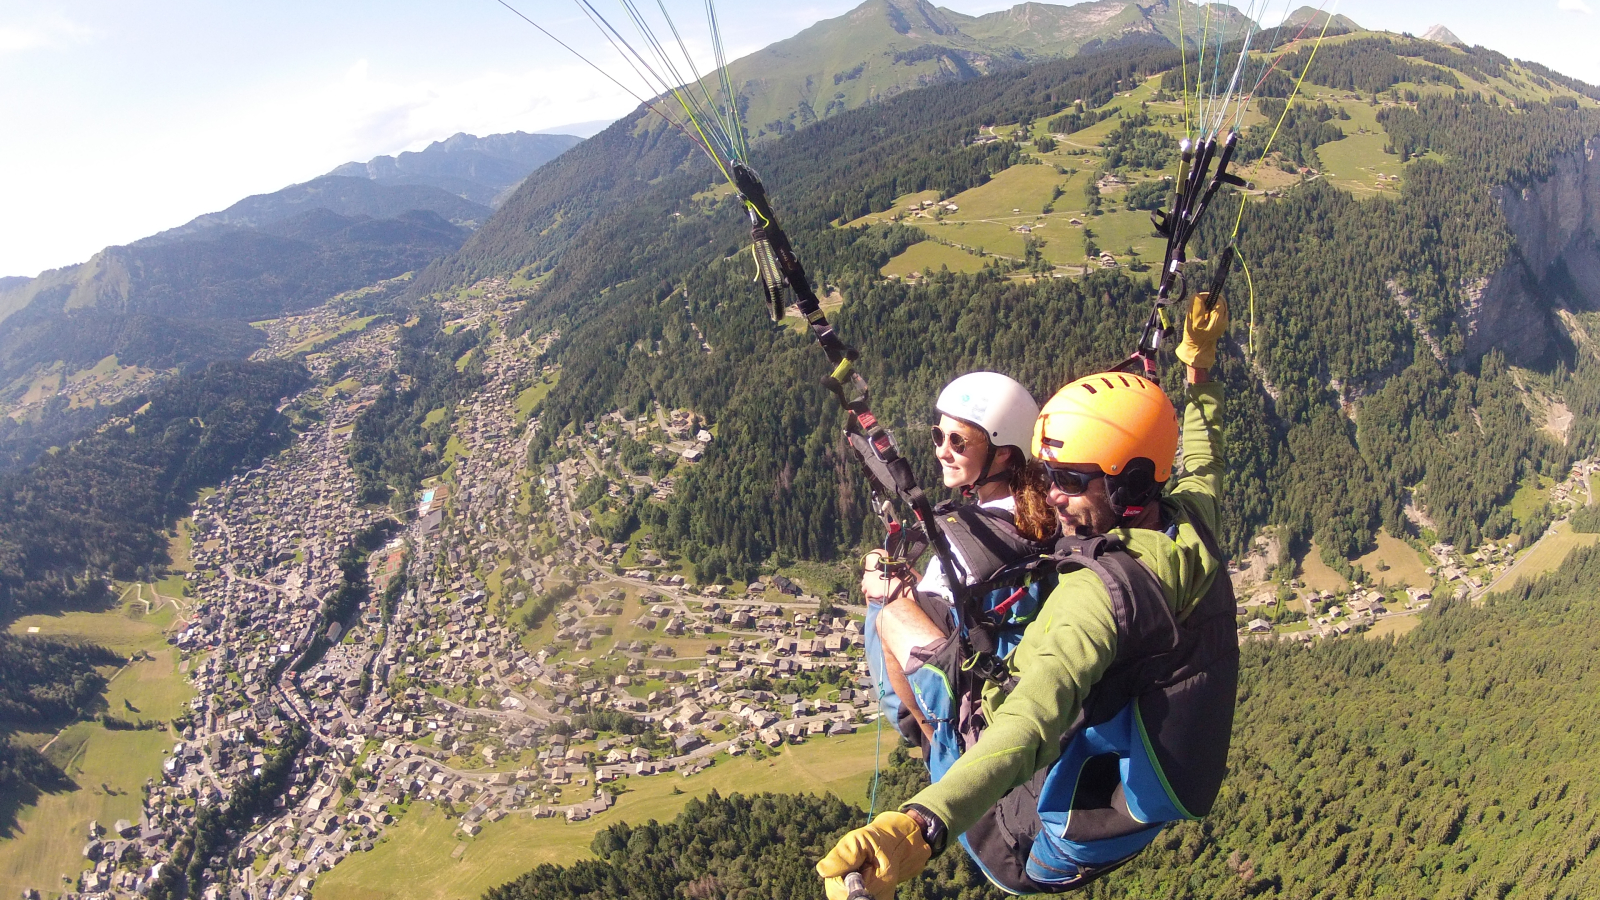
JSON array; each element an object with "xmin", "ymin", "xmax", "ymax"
[
  {"xmin": 930, "ymin": 426, "xmax": 975, "ymax": 455},
  {"xmin": 1043, "ymin": 464, "xmax": 1104, "ymax": 496}
]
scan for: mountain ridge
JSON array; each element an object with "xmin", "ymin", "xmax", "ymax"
[
  {"xmin": 0, "ymin": 129, "xmax": 583, "ymax": 394},
  {"xmin": 326, "ymin": 131, "xmax": 583, "ymax": 207},
  {"xmin": 723, "ymin": 0, "xmax": 1260, "ymax": 137},
  {"xmin": 145, "ymin": 176, "xmax": 492, "ymax": 244}
]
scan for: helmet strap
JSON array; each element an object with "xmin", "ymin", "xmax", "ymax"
[
  {"xmin": 962, "ymin": 443, "xmax": 1003, "ymax": 499},
  {"xmin": 1105, "ymin": 459, "xmax": 1162, "ymax": 522}
]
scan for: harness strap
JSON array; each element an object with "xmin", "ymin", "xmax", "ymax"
[
  {"xmin": 731, "ymin": 162, "xmax": 1001, "ymax": 673},
  {"xmin": 1117, "ymin": 131, "xmax": 1245, "ymax": 376}
]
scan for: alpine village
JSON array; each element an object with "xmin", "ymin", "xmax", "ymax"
[{"xmin": 4, "ymin": 1, "xmax": 1600, "ymax": 899}]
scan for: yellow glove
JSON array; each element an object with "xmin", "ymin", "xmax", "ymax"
[
  {"xmin": 1175, "ymin": 292, "xmax": 1229, "ymax": 370},
  {"xmin": 816, "ymin": 811, "xmax": 932, "ymax": 900}
]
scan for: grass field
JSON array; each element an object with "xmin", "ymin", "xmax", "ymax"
[
  {"xmin": 11, "ymin": 605, "xmax": 171, "ymax": 657},
  {"xmin": 940, "ymin": 163, "xmax": 1067, "ymax": 220},
  {"xmin": 1366, "ymin": 614, "xmax": 1422, "ymax": 641},
  {"xmin": 0, "ymin": 725, "xmax": 176, "ymax": 900},
  {"xmin": 1354, "ymin": 531, "xmax": 1432, "ymax": 589},
  {"xmin": 1072, "ymin": 209, "xmax": 1162, "ymax": 265},
  {"xmin": 1, "ymin": 603, "xmax": 191, "ymax": 900},
  {"xmin": 1510, "ymin": 473, "xmax": 1555, "ymax": 522},
  {"xmin": 933, "ymin": 220, "xmax": 1027, "ymax": 259},
  {"xmin": 442, "ymin": 434, "xmax": 467, "ymax": 469},
  {"xmin": 1298, "ymin": 543, "xmax": 1350, "ymax": 594},
  {"xmin": 315, "ymin": 729, "xmax": 885, "ymax": 900},
  {"xmin": 880, "ymin": 241, "xmax": 988, "ymax": 277},
  {"xmin": 514, "ymin": 373, "xmax": 562, "ymax": 420},
  {"xmin": 1294, "ymin": 87, "xmax": 1408, "ymax": 197},
  {"xmin": 1488, "ymin": 524, "xmax": 1600, "ymax": 595}
]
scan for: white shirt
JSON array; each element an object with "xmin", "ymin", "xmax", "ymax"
[{"xmin": 916, "ymin": 494, "xmax": 1015, "ymax": 606}]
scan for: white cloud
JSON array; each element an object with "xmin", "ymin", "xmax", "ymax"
[
  {"xmin": 267, "ymin": 57, "xmax": 638, "ymax": 163},
  {"xmin": 0, "ymin": 13, "xmax": 95, "ymax": 55},
  {"xmin": 1558, "ymin": 0, "xmax": 1593, "ymax": 13},
  {"xmin": 0, "ymin": 56, "xmax": 643, "ymax": 275}
]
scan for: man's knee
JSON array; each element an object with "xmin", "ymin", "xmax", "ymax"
[{"xmin": 878, "ymin": 595, "xmax": 947, "ymax": 670}]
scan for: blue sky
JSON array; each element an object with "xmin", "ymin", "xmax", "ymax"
[{"xmin": 1, "ymin": 0, "xmax": 1595, "ymax": 278}]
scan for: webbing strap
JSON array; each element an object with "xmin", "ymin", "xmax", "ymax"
[
  {"xmin": 1121, "ymin": 131, "xmax": 1245, "ymax": 375},
  {"xmin": 732, "ymin": 162, "xmax": 1006, "ymax": 678}
]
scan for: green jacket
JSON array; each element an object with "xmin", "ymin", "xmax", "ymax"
[{"xmin": 905, "ymin": 380, "xmax": 1227, "ymax": 838}]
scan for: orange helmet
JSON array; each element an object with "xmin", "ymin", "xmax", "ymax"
[{"xmin": 1032, "ymin": 372, "xmax": 1179, "ymax": 481}]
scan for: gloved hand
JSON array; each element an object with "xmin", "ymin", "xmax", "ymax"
[
  {"xmin": 1175, "ymin": 292, "xmax": 1229, "ymax": 370},
  {"xmin": 816, "ymin": 811, "xmax": 933, "ymax": 900}
]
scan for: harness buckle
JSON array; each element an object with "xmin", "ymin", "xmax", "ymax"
[{"xmin": 967, "ymin": 650, "xmax": 1010, "ymax": 685}]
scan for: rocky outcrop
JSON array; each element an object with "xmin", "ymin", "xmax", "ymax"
[{"xmin": 1468, "ymin": 137, "xmax": 1600, "ymax": 365}]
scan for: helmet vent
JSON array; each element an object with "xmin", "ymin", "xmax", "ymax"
[{"xmin": 1081, "ymin": 384, "xmax": 1098, "ymax": 395}]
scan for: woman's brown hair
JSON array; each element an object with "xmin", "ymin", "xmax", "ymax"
[{"xmin": 1008, "ymin": 457, "xmax": 1059, "ymax": 543}]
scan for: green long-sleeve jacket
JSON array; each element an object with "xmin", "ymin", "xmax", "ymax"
[{"xmin": 904, "ymin": 380, "xmax": 1227, "ymax": 838}]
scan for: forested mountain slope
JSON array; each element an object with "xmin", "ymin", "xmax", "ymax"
[
  {"xmin": 0, "ymin": 210, "xmax": 463, "ymax": 389},
  {"xmin": 452, "ymin": 35, "xmax": 1600, "ymax": 581},
  {"xmin": 0, "ymin": 131, "xmax": 583, "ymax": 405},
  {"xmin": 0, "ymin": 359, "xmax": 307, "ymax": 621},
  {"xmin": 720, "ymin": 0, "xmax": 1257, "ymax": 138},
  {"xmin": 149, "ymin": 175, "xmax": 491, "ymax": 241},
  {"xmin": 487, "ymin": 545, "xmax": 1600, "ymax": 899}
]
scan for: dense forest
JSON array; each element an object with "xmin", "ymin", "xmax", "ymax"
[
  {"xmin": 0, "ymin": 393, "xmax": 141, "ymax": 473},
  {"xmin": 472, "ymin": 36, "xmax": 1600, "ymax": 578},
  {"xmin": 0, "ymin": 633, "xmax": 120, "ymax": 727},
  {"xmin": 490, "ymin": 543, "xmax": 1600, "ymax": 899},
  {"xmin": 0, "ymin": 634, "xmax": 122, "ymax": 834},
  {"xmin": 348, "ymin": 312, "xmax": 486, "ymax": 506},
  {"xmin": 0, "ymin": 359, "xmax": 307, "ymax": 621},
  {"xmin": 486, "ymin": 791, "xmax": 862, "ymax": 900}
]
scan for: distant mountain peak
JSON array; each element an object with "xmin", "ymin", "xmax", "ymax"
[
  {"xmin": 860, "ymin": 0, "xmax": 961, "ymax": 37},
  {"xmin": 1282, "ymin": 6, "xmax": 1363, "ymax": 32},
  {"xmin": 1422, "ymin": 24, "xmax": 1463, "ymax": 45}
]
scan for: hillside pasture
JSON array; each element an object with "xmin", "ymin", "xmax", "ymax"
[
  {"xmin": 1354, "ymin": 531, "xmax": 1432, "ymax": 589},
  {"xmin": 880, "ymin": 240, "xmax": 988, "ymax": 278},
  {"xmin": 929, "ymin": 220, "xmax": 1028, "ymax": 260},
  {"xmin": 0, "ymin": 725, "xmax": 175, "ymax": 900},
  {"xmin": 1488, "ymin": 524, "xmax": 1600, "ymax": 594},
  {"xmin": 1, "ymin": 602, "xmax": 189, "ymax": 900},
  {"xmin": 938, "ymin": 163, "xmax": 1068, "ymax": 220},
  {"xmin": 314, "ymin": 729, "xmax": 884, "ymax": 900},
  {"xmin": 514, "ymin": 372, "xmax": 561, "ymax": 419},
  {"xmin": 1298, "ymin": 543, "xmax": 1351, "ymax": 593}
]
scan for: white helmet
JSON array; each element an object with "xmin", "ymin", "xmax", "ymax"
[{"xmin": 935, "ymin": 372, "xmax": 1040, "ymax": 460}]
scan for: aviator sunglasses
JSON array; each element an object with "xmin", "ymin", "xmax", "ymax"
[{"xmin": 1043, "ymin": 464, "xmax": 1104, "ymax": 496}]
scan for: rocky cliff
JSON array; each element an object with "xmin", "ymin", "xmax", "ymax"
[{"xmin": 1468, "ymin": 136, "xmax": 1600, "ymax": 365}]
